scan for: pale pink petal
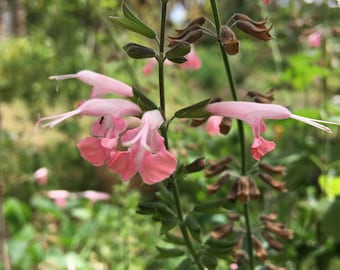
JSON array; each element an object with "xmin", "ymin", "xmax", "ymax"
[
  {"xmin": 77, "ymin": 137, "xmax": 107, "ymax": 166},
  {"xmin": 142, "ymin": 58, "xmax": 157, "ymax": 76},
  {"xmin": 205, "ymin": 116, "xmax": 223, "ymax": 136},
  {"xmin": 139, "ymin": 147, "xmax": 177, "ymax": 184},
  {"xmin": 81, "ymin": 190, "xmax": 111, "ymax": 202},
  {"xmin": 251, "ymin": 136, "xmax": 276, "ymax": 160},
  {"xmin": 49, "ymin": 70, "xmax": 133, "ymax": 98},
  {"xmin": 36, "ymin": 99, "xmax": 141, "ymax": 129},
  {"xmin": 108, "ymin": 151, "xmax": 137, "ymax": 182},
  {"xmin": 47, "ymin": 190, "xmax": 70, "ymax": 208}
]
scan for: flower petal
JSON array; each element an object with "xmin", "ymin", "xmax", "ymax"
[
  {"xmin": 251, "ymin": 136, "xmax": 276, "ymax": 160},
  {"xmin": 77, "ymin": 137, "xmax": 108, "ymax": 166}
]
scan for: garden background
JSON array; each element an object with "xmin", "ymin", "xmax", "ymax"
[{"xmin": 0, "ymin": 0, "xmax": 340, "ymax": 269}]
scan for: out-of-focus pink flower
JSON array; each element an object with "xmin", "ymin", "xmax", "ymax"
[
  {"xmin": 108, "ymin": 110, "xmax": 177, "ymax": 184},
  {"xmin": 207, "ymin": 101, "xmax": 339, "ymax": 160},
  {"xmin": 77, "ymin": 115, "xmax": 127, "ymax": 166},
  {"xmin": 34, "ymin": 167, "xmax": 49, "ymax": 185},
  {"xmin": 81, "ymin": 190, "xmax": 111, "ymax": 202},
  {"xmin": 308, "ymin": 30, "xmax": 322, "ymax": 48},
  {"xmin": 47, "ymin": 190, "xmax": 70, "ymax": 208},
  {"xmin": 49, "ymin": 70, "xmax": 133, "ymax": 98},
  {"xmin": 35, "ymin": 99, "xmax": 141, "ymax": 129},
  {"xmin": 142, "ymin": 58, "xmax": 174, "ymax": 76},
  {"xmin": 180, "ymin": 48, "xmax": 202, "ymax": 70},
  {"xmin": 205, "ymin": 116, "xmax": 224, "ymax": 136},
  {"xmin": 230, "ymin": 263, "xmax": 238, "ymax": 270},
  {"xmin": 262, "ymin": 0, "xmax": 271, "ymax": 5}
]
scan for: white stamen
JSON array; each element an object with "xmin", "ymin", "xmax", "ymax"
[{"xmin": 290, "ymin": 114, "xmax": 336, "ymax": 134}]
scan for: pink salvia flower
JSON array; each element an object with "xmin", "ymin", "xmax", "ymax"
[
  {"xmin": 49, "ymin": 70, "xmax": 133, "ymax": 98},
  {"xmin": 47, "ymin": 190, "xmax": 70, "ymax": 208},
  {"xmin": 262, "ymin": 0, "xmax": 271, "ymax": 5},
  {"xmin": 108, "ymin": 110, "xmax": 177, "ymax": 184},
  {"xmin": 308, "ymin": 30, "xmax": 322, "ymax": 48},
  {"xmin": 180, "ymin": 47, "xmax": 202, "ymax": 70},
  {"xmin": 77, "ymin": 115, "xmax": 127, "ymax": 166},
  {"xmin": 35, "ymin": 99, "xmax": 141, "ymax": 129},
  {"xmin": 206, "ymin": 101, "xmax": 339, "ymax": 160},
  {"xmin": 34, "ymin": 167, "xmax": 49, "ymax": 185},
  {"xmin": 81, "ymin": 190, "xmax": 111, "ymax": 202}
]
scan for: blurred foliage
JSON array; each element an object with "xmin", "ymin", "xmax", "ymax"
[{"xmin": 1, "ymin": 0, "xmax": 340, "ymax": 269}]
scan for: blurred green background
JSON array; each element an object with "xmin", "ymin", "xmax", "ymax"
[{"xmin": 1, "ymin": 0, "xmax": 340, "ymax": 269}]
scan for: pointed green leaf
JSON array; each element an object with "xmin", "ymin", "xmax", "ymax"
[
  {"xmin": 160, "ymin": 216, "xmax": 179, "ymax": 234},
  {"xmin": 193, "ymin": 199, "xmax": 227, "ymax": 213},
  {"xmin": 157, "ymin": 183, "xmax": 175, "ymax": 206},
  {"xmin": 156, "ymin": 246, "xmax": 185, "ymax": 258},
  {"xmin": 130, "ymin": 87, "xmax": 158, "ymax": 111},
  {"xmin": 109, "ymin": 16, "xmax": 156, "ymax": 39},
  {"xmin": 175, "ymin": 98, "xmax": 214, "ymax": 119},
  {"xmin": 185, "ymin": 215, "xmax": 202, "ymax": 242},
  {"xmin": 123, "ymin": 43, "xmax": 156, "ymax": 59},
  {"xmin": 201, "ymin": 254, "xmax": 217, "ymax": 270},
  {"xmin": 167, "ymin": 57, "xmax": 187, "ymax": 64},
  {"xmin": 163, "ymin": 233, "xmax": 186, "ymax": 245},
  {"xmin": 175, "ymin": 258, "xmax": 194, "ymax": 270},
  {"xmin": 166, "ymin": 42, "xmax": 191, "ymax": 61}
]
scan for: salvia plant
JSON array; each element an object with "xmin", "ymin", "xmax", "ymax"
[{"xmin": 35, "ymin": 1, "xmax": 339, "ymax": 269}]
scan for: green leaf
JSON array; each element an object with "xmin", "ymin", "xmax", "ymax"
[
  {"xmin": 185, "ymin": 215, "xmax": 202, "ymax": 242},
  {"xmin": 163, "ymin": 233, "xmax": 186, "ymax": 245},
  {"xmin": 160, "ymin": 216, "xmax": 179, "ymax": 234},
  {"xmin": 130, "ymin": 87, "xmax": 158, "ymax": 111},
  {"xmin": 193, "ymin": 199, "xmax": 227, "ymax": 213},
  {"xmin": 166, "ymin": 42, "xmax": 191, "ymax": 61},
  {"xmin": 175, "ymin": 98, "xmax": 213, "ymax": 119},
  {"xmin": 156, "ymin": 246, "xmax": 185, "ymax": 258},
  {"xmin": 167, "ymin": 57, "xmax": 188, "ymax": 64},
  {"xmin": 204, "ymin": 237, "xmax": 235, "ymax": 258},
  {"xmin": 157, "ymin": 183, "xmax": 175, "ymax": 206},
  {"xmin": 109, "ymin": 16, "xmax": 156, "ymax": 39},
  {"xmin": 123, "ymin": 43, "xmax": 156, "ymax": 59},
  {"xmin": 175, "ymin": 258, "xmax": 194, "ymax": 270},
  {"xmin": 201, "ymin": 254, "xmax": 217, "ymax": 270},
  {"xmin": 318, "ymin": 175, "xmax": 340, "ymax": 197}
]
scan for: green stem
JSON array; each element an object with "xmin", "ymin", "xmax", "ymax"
[
  {"xmin": 209, "ymin": 1, "xmax": 254, "ymax": 269},
  {"xmin": 172, "ymin": 179, "xmax": 205, "ymax": 270},
  {"xmin": 157, "ymin": 2, "xmax": 203, "ymax": 269}
]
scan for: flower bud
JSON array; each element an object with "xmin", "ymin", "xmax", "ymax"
[
  {"xmin": 175, "ymin": 16, "xmax": 206, "ymax": 34},
  {"xmin": 205, "ymin": 156, "xmax": 232, "ymax": 177},
  {"xmin": 210, "ymin": 222, "xmax": 233, "ymax": 239},
  {"xmin": 248, "ymin": 177, "xmax": 260, "ymax": 201},
  {"xmin": 185, "ymin": 157, "xmax": 206, "ymax": 173},
  {"xmin": 261, "ymin": 231, "xmax": 283, "ymax": 252},
  {"xmin": 235, "ymin": 20, "xmax": 273, "ymax": 41},
  {"xmin": 263, "ymin": 221, "xmax": 294, "ymax": 240},
  {"xmin": 252, "ymin": 236, "xmax": 267, "ymax": 263},
  {"xmin": 206, "ymin": 174, "xmax": 230, "ymax": 194},
  {"xmin": 219, "ymin": 25, "xmax": 240, "ymax": 55},
  {"xmin": 168, "ymin": 29, "xmax": 203, "ymax": 47},
  {"xmin": 260, "ymin": 212, "xmax": 278, "ymax": 222},
  {"xmin": 237, "ymin": 176, "xmax": 250, "ymax": 203},
  {"xmin": 259, "ymin": 162, "xmax": 286, "ymax": 175},
  {"xmin": 232, "ymin": 13, "xmax": 268, "ymax": 29},
  {"xmin": 259, "ymin": 173, "xmax": 288, "ymax": 192},
  {"xmin": 228, "ymin": 180, "xmax": 238, "ymax": 203}
]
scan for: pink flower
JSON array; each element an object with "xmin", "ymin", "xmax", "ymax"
[
  {"xmin": 49, "ymin": 70, "xmax": 133, "ymax": 98},
  {"xmin": 206, "ymin": 101, "xmax": 339, "ymax": 160},
  {"xmin": 142, "ymin": 58, "xmax": 173, "ymax": 76},
  {"xmin": 81, "ymin": 190, "xmax": 111, "ymax": 202},
  {"xmin": 47, "ymin": 190, "xmax": 70, "ymax": 208},
  {"xmin": 180, "ymin": 48, "xmax": 202, "ymax": 70},
  {"xmin": 34, "ymin": 167, "xmax": 49, "ymax": 185},
  {"xmin": 77, "ymin": 115, "xmax": 128, "ymax": 166},
  {"xmin": 205, "ymin": 116, "xmax": 224, "ymax": 136},
  {"xmin": 108, "ymin": 110, "xmax": 177, "ymax": 184},
  {"xmin": 308, "ymin": 30, "xmax": 322, "ymax": 48},
  {"xmin": 35, "ymin": 98, "xmax": 141, "ymax": 129},
  {"xmin": 262, "ymin": 0, "xmax": 271, "ymax": 5},
  {"xmin": 230, "ymin": 263, "xmax": 238, "ymax": 270}
]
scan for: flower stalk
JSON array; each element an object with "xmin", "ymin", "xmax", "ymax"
[{"xmin": 209, "ymin": 0, "xmax": 254, "ymax": 268}]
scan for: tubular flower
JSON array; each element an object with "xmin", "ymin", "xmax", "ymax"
[
  {"xmin": 205, "ymin": 116, "xmax": 224, "ymax": 136},
  {"xmin": 206, "ymin": 101, "xmax": 339, "ymax": 160},
  {"xmin": 77, "ymin": 115, "xmax": 128, "ymax": 166},
  {"xmin": 35, "ymin": 98, "xmax": 142, "ymax": 129},
  {"xmin": 49, "ymin": 70, "xmax": 133, "ymax": 98},
  {"xmin": 180, "ymin": 47, "xmax": 202, "ymax": 70},
  {"xmin": 108, "ymin": 110, "xmax": 177, "ymax": 184}
]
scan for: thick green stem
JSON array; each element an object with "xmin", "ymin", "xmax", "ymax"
[
  {"xmin": 209, "ymin": 1, "xmax": 254, "ymax": 269},
  {"xmin": 157, "ymin": 2, "xmax": 203, "ymax": 269}
]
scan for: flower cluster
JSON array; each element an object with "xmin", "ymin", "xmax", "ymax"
[{"xmin": 36, "ymin": 70, "xmax": 177, "ymax": 184}]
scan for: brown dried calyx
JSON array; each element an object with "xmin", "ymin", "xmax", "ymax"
[
  {"xmin": 205, "ymin": 156, "xmax": 232, "ymax": 178},
  {"xmin": 252, "ymin": 236, "xmax": 267, "ymax": 263},
  {"xmin": 210, "ymin": 222, "xmax": 233, "ymax": 239},
  {"xmin": 258, "ymin": 172, "xmax": 288, "ymax": 192},
  {"xmin": 262, "ymin": 220, "xmax": 294, "ymax": 240},
  {"xmin": 219, "ymin": 25, "xmax": 240, "ymax": 55},
  {"xmin": 168, "ymin": 17, "xmax": 205, "ymax": 47},
  {"xmin": 206, "ymin": 174, "xmax": 230, "ymax": 194},
  {"xmin": 259, "ymin": 162, "xmax": 286, "ymax": 175},
  {"xmin": 247, "ymin": 88, "xmax": 275, "ymax": 104},
  {"xmin": 228, "ymin": 176, "xmax": 260, "ymax": 203},
  {"xmin": 229, "ymin": 13, "xmax": 273, "ymax": 41}
]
